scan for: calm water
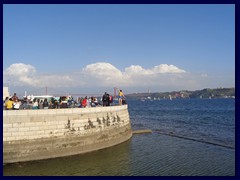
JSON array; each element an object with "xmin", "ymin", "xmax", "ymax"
[{"xmin": 3, "ymin": 98, "xmax": 235, "ymax": 176}]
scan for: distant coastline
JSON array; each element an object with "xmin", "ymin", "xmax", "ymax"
[{"xmin": 126, "ymin": 87, "xmax": 235, "ymax": 100}]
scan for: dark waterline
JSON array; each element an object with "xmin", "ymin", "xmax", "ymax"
[{"xmin": 3, "ymin": 98, "xmax": 235, "ymax": 176}]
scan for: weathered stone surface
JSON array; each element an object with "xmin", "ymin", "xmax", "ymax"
[{"xmin": 3, "ymin": 105, "xmax": 132, "ymax": 163}]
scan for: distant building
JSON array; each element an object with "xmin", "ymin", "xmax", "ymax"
[
  {"xmin": 148, "ymin": 88, "xmax": 150, "ymax": 94},
  {"xmin": 3, "ymin": 87, "xmax": 10, "ymax": 100}
]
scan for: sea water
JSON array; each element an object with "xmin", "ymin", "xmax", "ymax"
[{"xmin": 3, "ymin": 98, "xmax": 235, "ymax": 176}]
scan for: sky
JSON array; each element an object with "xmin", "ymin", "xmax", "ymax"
[{"xmin": 3, "ymin": 4, "xmax": 235, "ymax": 96}]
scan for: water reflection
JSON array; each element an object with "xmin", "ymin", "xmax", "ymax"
[
  {"xmin": 4, "ymin": 139, "xmax": 132, "ymax": 176},
  {"xmin": 3, "ymin": 133, "xmax": 235, "ymax": 176}
]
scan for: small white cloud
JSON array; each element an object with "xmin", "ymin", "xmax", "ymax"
[
  {"xmin": 201, "ymin": 73, "xmax": 208, "ymax": 77},
  {"xmin": 124, "ymin": 64, "xmax": 185, "ymax": 76},
  {"xmin": 152, "ymin": 64, "xmax": 186, "ymax": 73},
  {"xmin": 3, "ymin": 63, "xmax": 73, "ymax": 87},
  {"xmin": 125, "ymin": 65, "xmax": 146, "ymax": 75},
  {"xmin": 3, "ymin": 63, "xmax": 36, "ymax": 85},
  {"xmin": 82, "ymin": 62, "xmax": 123, "ymax": 85},
  {"xmin": 83, "ymin": 62, "xmax": 123, "ymax": 78},
  {"xmin": 4, "ymin": 63, "xmax": 36, "ymax": 76}
]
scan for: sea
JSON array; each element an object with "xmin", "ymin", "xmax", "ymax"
[{"xmin": 3, "ymin": 98, "xmax": 235, "ymax": 176}]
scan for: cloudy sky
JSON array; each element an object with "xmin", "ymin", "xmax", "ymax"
[{"xmin": 3, "ymin": 4, "xmax": 235, "ymax": 96}]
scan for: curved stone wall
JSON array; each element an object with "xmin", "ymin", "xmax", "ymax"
[{"xmin": 3, "ymin": 105, "xmax": 132, "ymax": 163}]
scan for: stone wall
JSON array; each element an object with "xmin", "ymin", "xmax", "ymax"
[{"xmin": 3, "ymin": 105, "xmax": 132, "ymax": 163}]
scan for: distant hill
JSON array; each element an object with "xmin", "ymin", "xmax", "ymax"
[{"xmin": 125, "ymin": 87, "xmax": 235, "ymax": 100}]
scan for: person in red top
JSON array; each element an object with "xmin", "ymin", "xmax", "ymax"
[
  {"xmin": 12, "ymin": 93, "xmax": 18, "ymax": 102},
  {"xmin": 81, "ymin": 96, "xmax": 87, "ymax": 108}
]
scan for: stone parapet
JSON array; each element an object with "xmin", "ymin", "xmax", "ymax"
[{"xmin": 3, "ymin": 105, "xmax": 132, "ymax": 163}]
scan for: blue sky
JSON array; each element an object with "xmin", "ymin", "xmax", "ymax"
[{"xmin": 3, "ymin": 4, "xmax": 235, "ymax": 96}]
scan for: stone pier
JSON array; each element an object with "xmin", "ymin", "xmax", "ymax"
[{"xmin": 3, "ymin": 105, "xmax": 132, "ymax": 163}]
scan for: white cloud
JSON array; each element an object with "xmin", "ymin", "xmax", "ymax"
[
  {"xmin": 125, "ymin": 65, "xmax": 146, "ymax": 75},
  {"xmin": 152, "ymin": 64, "xmax": 186, "ymax": 73},
  {"xmin": 4, "ymin": 63, "xmax": 36, "ymax": 75},
  {"xmin": 4, "ymin": 63, "xmax": 36, "ymax": 86},
  {"xmin": 201, "ymin": 73, "xmax": 208, "ymax": 77},
  {"xmin": 124, "ymin": 64, "xmax": 185, "ymax": 76},
  {"xmin": 5, "ymin": 61, "xmax": 230, "ymax": 94},
  {"xmin": 3, "ymin": 63, "xmax": 74, "ymax": 87},
  {"xmin": 82, "ymin": 62, "xmax": 123, "ymax": 82}
]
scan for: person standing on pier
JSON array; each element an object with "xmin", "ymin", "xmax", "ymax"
[
  {"xmin": 118, "ymin": 90, "xmax": 125, "ymax": 105},
  {"xmin": 43, "ymin": 98, "xmax": 49, "ymax": 109},
  {"xmin": 102, "ymin": 92, "xmax": 109, "ymax": 107},
  {"xmin": 12, "ymin": 93, "xmax": 18, "ymax": 102}
]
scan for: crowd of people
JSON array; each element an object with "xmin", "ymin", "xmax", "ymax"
[
  {"xmin": 3, "ymin": 90, "xmax": 126, "ymax": 110},
  {"xmin": 4, "ymin": 93, "xmax": 21, "ymax": 110}
]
